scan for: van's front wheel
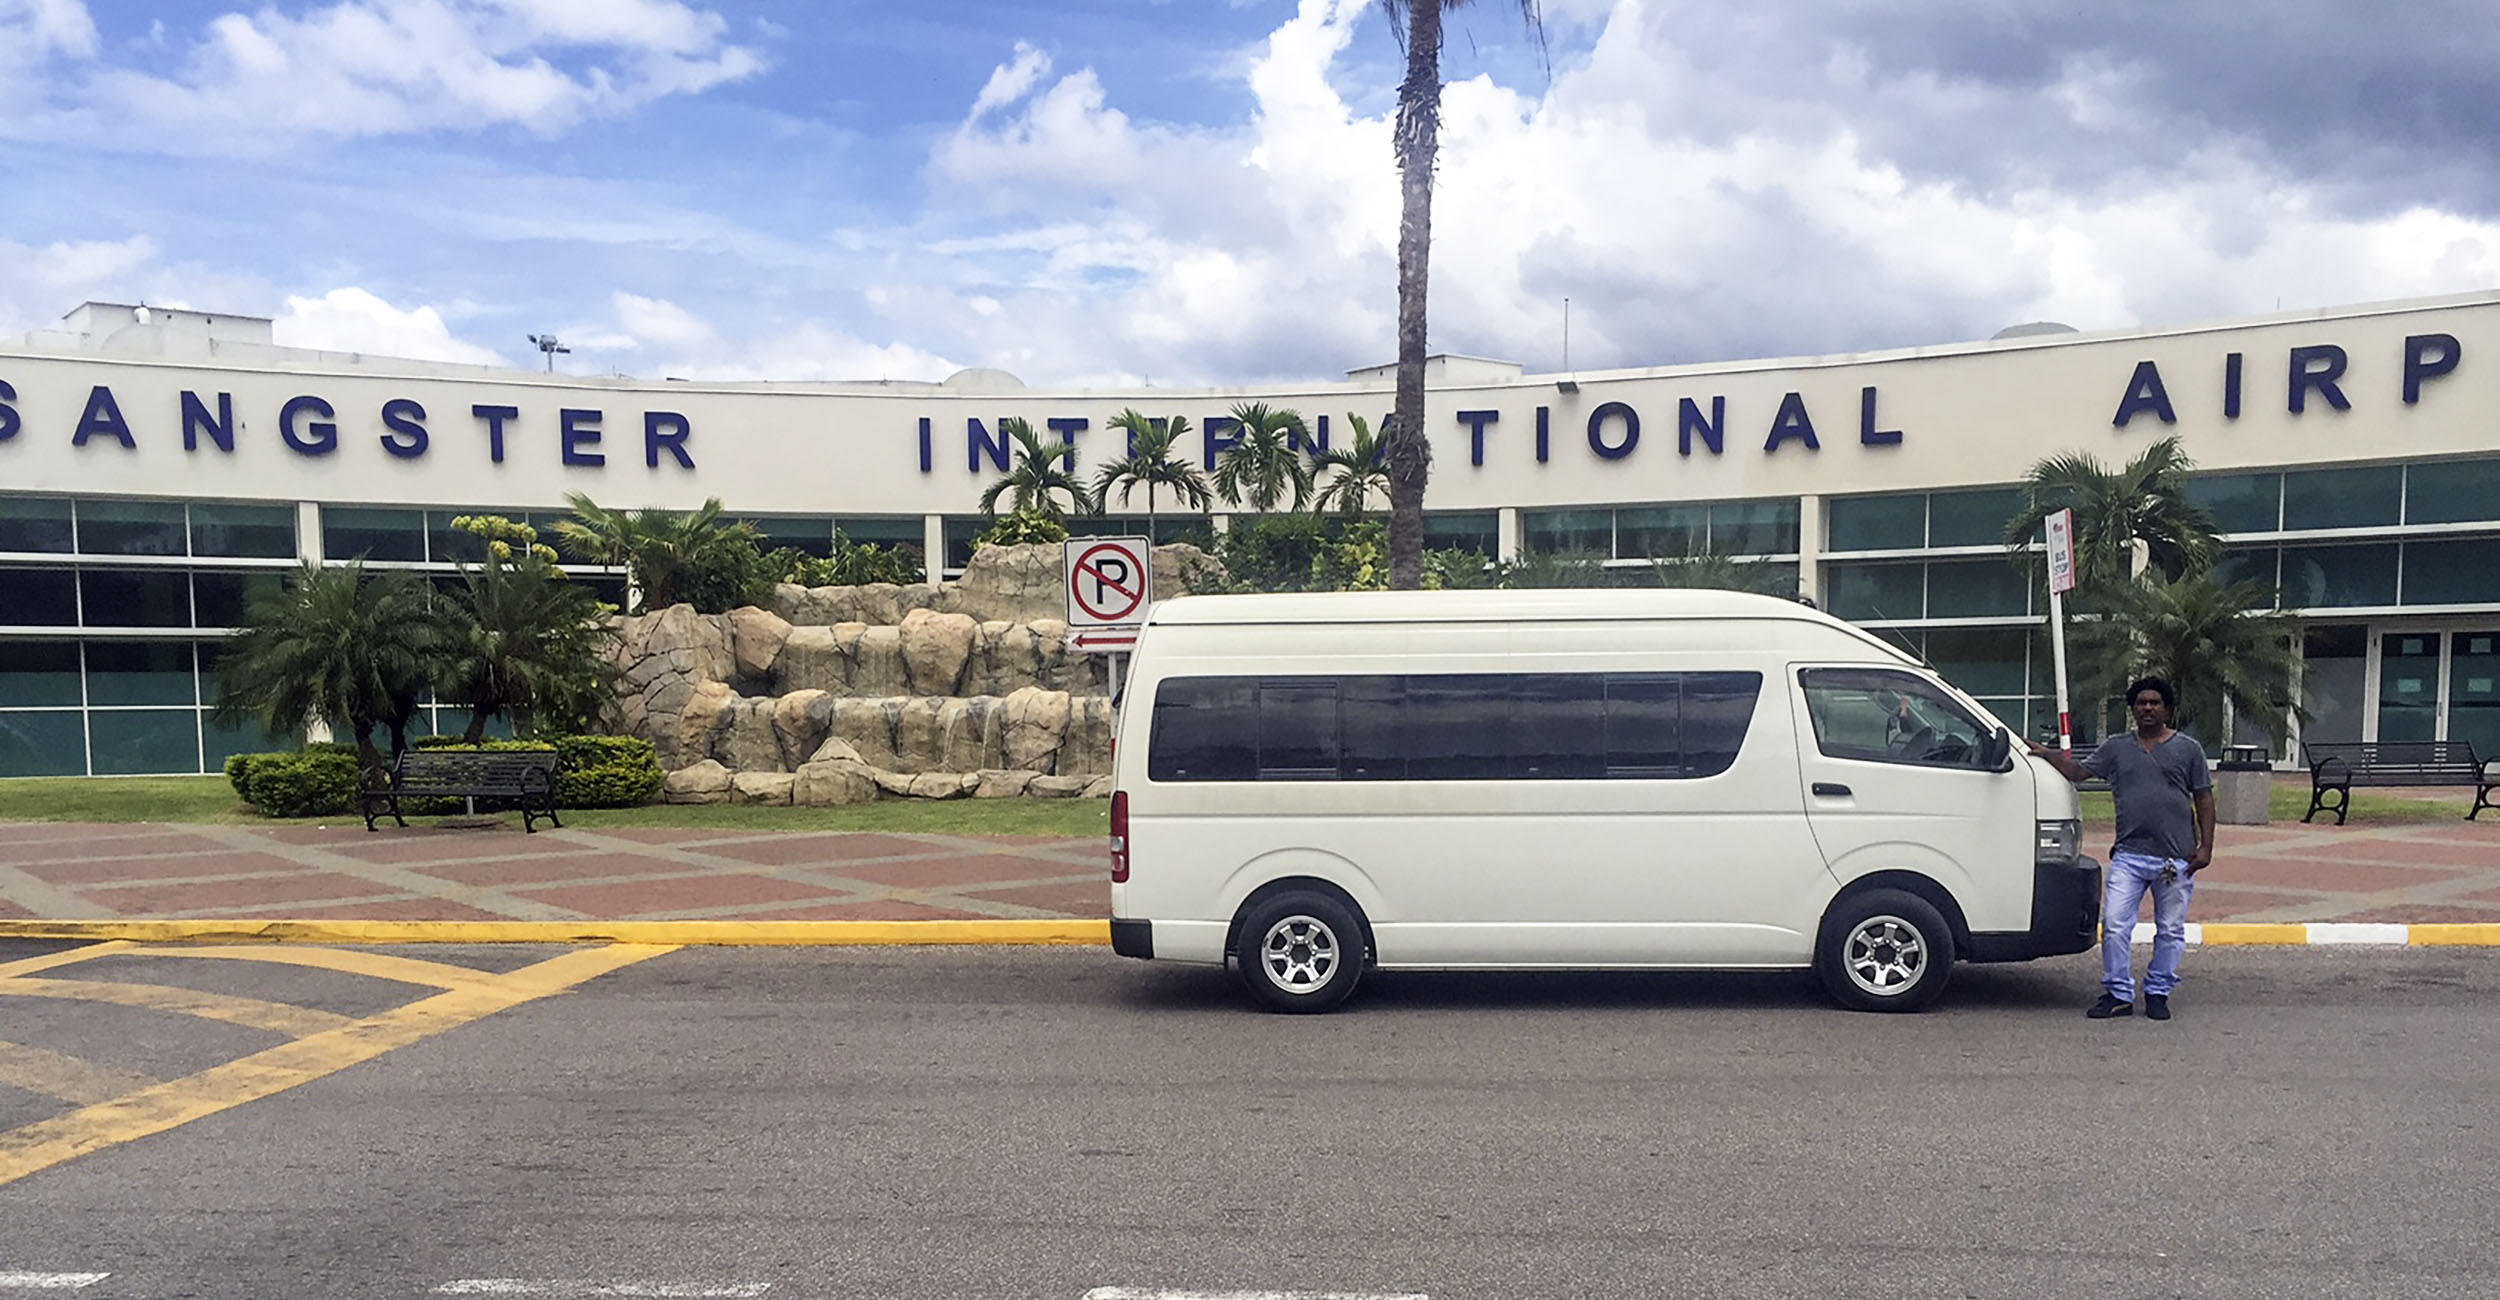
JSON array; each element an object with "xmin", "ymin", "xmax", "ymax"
[
  {"xmin": 1817, "ymin": 888, "xmax": 1954, "ymax": 1013},
  {"xmin": 1235, "ymin": 890, "xmax": 1366, "ymax": 1013}
]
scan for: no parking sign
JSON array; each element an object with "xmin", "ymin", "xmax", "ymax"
[{"xmin": 1064, "ymin": 537, "xmax": 1151, "ymax": 634}]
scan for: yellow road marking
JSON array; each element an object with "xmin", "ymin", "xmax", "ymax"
[
  {"xmin": 2411, "ymin": 924, "xmax": 2500, "ymax": 946},
  {"xmin": 0, "ymin": 943, "xmax": 674, "ymax": 1188},
  {"xmin": 2198, "ymin": 924, "xmax": 2311, "ymax": 945},
  {"xmin": 0, "ymin": 941, "xmax": 134, "ymax": 980},
  {"xmin": 0, "ymin": 919, "xmax": 1111, "ymax": 946},
  {"xmin": 0, "ymin": 1040, "xmax": 162, "ymax": 1106},
  {"xmin": 0, "ymin": 978, "xmax": 354, "ymax": 1037},
  {"xmin": 117, "ymin": 945, "xmax": 505, "ymax": 991}
]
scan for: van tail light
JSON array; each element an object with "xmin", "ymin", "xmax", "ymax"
[{"xmin": 1109, "ymin": 790, "xmax": 1129, "ymax": 884}]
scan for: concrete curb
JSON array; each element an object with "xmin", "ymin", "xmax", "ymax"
[
  {"xmin": 0, "ymin": 919, "xmax": 1111, "ymax": 946},
  {"xmin": 2139, "ymin": 922, "xmax": 2500, "ymax": 946}
]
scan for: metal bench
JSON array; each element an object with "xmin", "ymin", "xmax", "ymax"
[
  {"xmin": 362, "ymin": 748, "xmax": 563, "ymax": 833},
  {"xmin": 2300, "ymin": 740, "xmax": 2497, "ymax": 824}
]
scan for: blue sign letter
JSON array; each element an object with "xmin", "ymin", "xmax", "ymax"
[
  {"xmin": 1764, "ymin": 393, "xmax": 1820, "ymax": 452},
  {"xmin": 0, "ymin": 378, "xmax": 15, "ymax": 442},
  {"xmin": 918, "ymin": 417, "xmax": 933, "ymax": 473},
  {"xmin": 380, "ymin": 398, "xmax": 428, "ymax": 459},
  {"xmin": 1587, "ymin": 402, "xmax": 1639, "ymax": 461},
  {"xmin": 2288, "ymin": 344, "xmax": 2350, "ymax": 414},
  {"xmin": 1047, "ymin": 416, "xmax": 1087, "ymax": 468},
  {"xmin": 2404, "ymin": 333, "xmax": 2460, "ymax": 405},
  {"xmin": 1859, "ymin": 386, "xmax": 1902, "ymax": 446},
  {"xmin": 280, "ymin": 395, "xmax": 337, "ymax": 456},
  {"xmin": 2112, "ymin": 361, "xmax": 2176, "ymax": 427},
  {"xmin": 472, "ymin": 405, "xmax": 518, "ymax": 464},
  {"xmin": 1678, "ymin": 396, "xmax": 1724, "ymax": 456},
  {"xmin": 1456, "ymin": 409, "xmax": 1499, "ymax": 466},
  {"xmin": 967, "ymin": 418, "xmax": 1009, "ymax": 473},
  {"xmin": 2223, "ymin": 353, "xmax": 2243, "ymax": 420},
  {"xmin": 181, "ymin": 392, "xmax": 235, "ymax": 453},
  {"xmin": 74, "ymin": 385, "xmax": 135, "ymax": 448},
  {"xmin": 1202, "ymin": 416, "xmax": 1240, "ymax": 471},
  {"xmin": 1534, "ymin": 406, "xmax": 1550, "ymax": 463},
  {"xmin": 560, "ymin": 408, "xmax": 605, "ymax": 467},
  {"xmin": 645, "ymin": 411, "xmax": 694, "ymax": 469}
]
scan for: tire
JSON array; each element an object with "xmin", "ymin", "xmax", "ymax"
[
  {"xmin": 1234, "ymin": 889, "xmax": 1367, "ymax": 1014},
  {"xmin": 1816, "ymin": 887, "xmax": 1955, "ymax": 1013}
]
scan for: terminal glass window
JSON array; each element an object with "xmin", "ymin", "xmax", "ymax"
[
  {"xmin": 1826, "ymin": 495, "xmax": 1923, "ymax": 552},
  {"xmin": 2281, "ymin": 544, "xmax": 2397, "ymax": 608},
  {"xmin": 2282, "ymin": 466, "xmax": 2400, "ymax": 531},
  {"xmin": 1616, "ymin": 506, "xmax": 1707, "ymax": 559},
  {"xmin": 1923, "ymin": 558, "xmax": 2029, "ymax": 619},
  {"xmin": 1712, "ymin": 499, "xmax": 1800, "ymax": 555},
  {"xmin": 81, "ymin": 569, "xmax": 192, "ymax": 627},
  {"xmin": 2405, "ymin": 458, "xmax": 2500, "ymax": 525},
  {"xmin": 0, "ymin": 498, "xmax": 75, "ymax": 553},
  {"xmin": 193, "ymin": 571, "xmax": 286, "ymax": 629},
  {"xmin": 1924, "ymin": 488, "xmax": 2024, "ymax": 548},
  {"xmin": 0, "ymin": 567, "xmax": 78, "ymax": 625},
  {"xmin": 2450, "ymin": 633, "xmax": 2500, "ymax": 757},
  {"xmin": 2215, "ymin": 548, "xmax": 2281, "ymax": 604},
  {"xmin": 89, "ymin": 709, "xmax": 200, "ymax": 776},
  {"xmin": 2378, "ymin": 633, "xmax": 2439, "ymax": 742},
  {"xmin": 1148, "ymin": 671, "xmax": 1763, "ymax": 783},
  {"xmin": 2401, "ymin": 540, "xmax": 2500, "ymax": 606},
  {"xmin": 85, "ymin": 641, "xmax": 197, "ymax": 707},
  {"xmin": 1423, "ymin": 512, "xmax": 1497, "ymax": 556},
  {"xmin": 1522, "ymin": 509, "xmax": 1611, "ymax": 556},
  {"xmin": 742, "ymin": 516, "xmax": 836, "ymax": 558},
  {"xmin": 77, "ymin": 499, "xmax": 187, "ymax": 556},
  {"xmin": 324, "ymin": 507, "xmax": 427, "ymax": 562},
  {"xmin": 1823, "ymin": 562, "xmax": 1924, "ymax": 622},
  {"xmin": 0, "ymin": 641, "xmax": 81, "ymax": 707},
  {"xmin": 2188, "ymin": 473, "xmax": 2283, "ymax": 535},
  {"xmin": 0, "ymin": 711, "xmax": 86, "ymax": 777},
  {"xmin": 191, "ymin": 503, "xmax": 296, "ymax": 558}
]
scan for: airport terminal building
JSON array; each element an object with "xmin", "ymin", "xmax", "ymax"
[{"xmin": 3, "ymin": 292, "xmax": 2496, "ymax": 778}]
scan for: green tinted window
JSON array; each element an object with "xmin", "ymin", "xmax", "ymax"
[
  {"xmin": 1522, "ymin": 509, "xmax": 1612, "ymax": 556},
  {"xmin": 1923, "ymin": 558, "xmax": 2030, "ymax": 618},
  {"xmin": 2280, "ymin": 544, "xmax": 2398, "ymax": 607},
  {"xmin": 89, "ymin": 708, "xmax": 201, "ymax": 775},
  {"xmin": 323, "ymin": 507, "xmax": 427, "ymax": 562},
  {"xmin": 0, "ymin": 640, "xmax": 81, "ymax": 707},
  {"xmin": 2187, "ymin": 473, "xmax": 2282, "ymax": 534},
  {"xmin": 86, "ymin": 640, "xmax": 197, "ymax": 706},
  {"xmin": 2214, "ymin": 549, "xmax": 2281, "ymax": 607},
  {"xmin": 1923, "ymin": 626, "xmax": 2030, "ymax": 697},
  {"xmin": 190, "ymin": 503, "xmax": 296, "ymax": 558},
  {"xmin": 0, "ymin": 497, "xmax": 75, "ymax": 553},
  {"xmin": 1711, "ymin": 499, "xmax": 1800, "ymax": 554},
  {"xmin": 1615, "ymin": 506, "xmax": 1706, "ymax": 559},
  {"xmin": 1926, "ymin": 488, "xmax": 2024, "ymax": 548},
  {"xmin": 1824, "ymin": 562, "xmax": 1924, "ymax": 621},
  {"xmin": 2401, "ymin": 540, "xmax": 2500, "ymax": 605},
  {"xmin": 2404, "ymin": 458, "xmax": 2500, "ymax": 525},
  {"xmin": 1826, "ymin": 495, "xmax": 1923, "ymax": 551},
  {"xmin": 77, "ymin": 499, "xmax": 186, "ymax": 556},
  {"xmin": 0, "ymin": 710, "xmax": 87, "ymax": 776},
  {"xmin": 1423, "ymin": 512, "xmax": 1497, "ymax": 556},
  {"xmin": 2282, "ymin": 466, "xmax": 2399, "ymax": 530}
]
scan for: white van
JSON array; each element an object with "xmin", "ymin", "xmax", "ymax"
[{"xmin": 1106, "ymin": 588, "xmax": 2098, "ymax": 1013}]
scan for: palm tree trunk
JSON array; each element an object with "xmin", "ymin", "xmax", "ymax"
[
  {"xmin": 1383, "ymin": 0, "xmax": 1443, "ymax": 591},
  {"xmin": 1147, "ymin": 483, "xmax": 1158, "ymax": 547},
  {"xmin": 464, "ymin": 709, "xmax": 490, "ymax": 745}
]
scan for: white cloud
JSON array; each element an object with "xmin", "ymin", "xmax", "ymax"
[
  {"xmin": 272, "ymin": 287, "xmax": 507, "ymax": 364},
  {"xmin": 59, "ymin": 0, "xmax": 764, "ymax": 146},
  {"xmin": 0, "ymin": 0, "xmax": 95, "ymax": 57}
]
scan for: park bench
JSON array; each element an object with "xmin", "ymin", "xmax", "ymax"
[
  {"xmin": 2300, "ymin": 740, "xmax": 2498, "ymax": 824},
  {"xmin": 362, "ymin": 748, "xmax": 563, "ymax": 833}
]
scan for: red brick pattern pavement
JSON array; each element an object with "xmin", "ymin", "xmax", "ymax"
[{"xmin": 0, "ymin": 813, "xmax": 2493, "ymax": 924}]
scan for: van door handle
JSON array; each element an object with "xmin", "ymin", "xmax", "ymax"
[{"xmin": 1812, "ymin": 782, "xmax": 1852, "ymax": 797}]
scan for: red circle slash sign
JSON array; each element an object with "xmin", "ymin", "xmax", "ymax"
[{"xmin": 1071, "ymin": 542, "xmax": 1146, "ymax": 623}]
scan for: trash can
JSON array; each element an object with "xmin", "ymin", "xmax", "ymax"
[{"xmin": 2216, "ymin": 745, "xmax": 2271, "ymax": 825}]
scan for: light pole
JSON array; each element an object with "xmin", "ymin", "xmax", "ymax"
[{"xmin": 527, "ymin": 333, "xmax": 570, "ymax": 372}]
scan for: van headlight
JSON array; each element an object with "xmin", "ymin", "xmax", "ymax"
[{"xmin": 2036, "ymin": 818, "xmax": 2082, "ymax": 865}]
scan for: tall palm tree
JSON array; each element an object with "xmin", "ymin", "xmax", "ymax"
[
  {"xmin": 551, "ymin": 493, "xmax": 764, "ymax": 614},
  {"xmin": 1382, "ymin": 0, "xmax": 1546, "ymax": 589},
  {"xmin": 1311, "ymin": 413, "xmax": 1391, "ymax": 516},
  {"xmin": 1092, "ymin": 409, "xmax": 1212, "ymax": 544},
  {"xmin": 2072, "ymin": 569, "xmax": 2304, "ymax": 745},
  {"xmin": 2002, "ymin": 435, "xmax": 2222, "ymax": 596},
  {"xmin": 211, "ymin": 561, "xmax": 440, "ymax": 768},
  {"xmin": 438, "ymin": 534, "xmax": 614, "ymax": 743},
  {"xmin": 1213, "ymin": 402, "xmax": 1316, "ymax": 513},
  {"xmin": 978, "ymin": 416, "xmax": 1095, "ymax": 520}
]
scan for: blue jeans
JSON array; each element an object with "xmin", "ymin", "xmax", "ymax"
[{"xmin": 2103, "ymin": 850, "xmax": 2195, "ymax": 1000}]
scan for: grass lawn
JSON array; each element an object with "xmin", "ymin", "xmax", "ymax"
[
  {"xmin": 0, "ymin": 774, "xmax": 2474, "ymax": 835},
  {"xmin": 0, "ymin": 775, "xmax": 1110, "ymax": 837}
]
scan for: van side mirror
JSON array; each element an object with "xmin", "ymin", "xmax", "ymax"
[{"xmin": 1978, "ymin": 727, "xmax": 2013, "ymax": 771}]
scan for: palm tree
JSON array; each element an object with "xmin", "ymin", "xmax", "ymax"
[
  {"xmin": 978, "ymin": 416, "xmax": 1095, "ymax": 520},
  {"xmin": 2072, "ymin": 569, "xmax": 2304, "ymax": 745},
  {"xmin": 551, "ymin": 493, "xmax": 765, "ymax": 614},
  {"xmin": 438, "ymin": 530, "xmax": 614, "ymax": 743},
  {"xmin": 1311, "ymin": 413, "xmax": 1391, "ymax": 516},
  {"xmin": 1092, "ymin": 409, "xmax": 1213, "ymax": 543},
  {"xmin": 1213, "ymin": 401, "xmax": 1316, "ymax": 513},
  {"xmin": 2002, "ymin": 435, "xmax": 2222, "ymax": 596},
  {"xmin": 211, "ymin": 561, "xmax": 441, "ymax": 769},
  {"xmin": 1382, "ymin": 0, "xmax": 1546, "ymax": 590}
]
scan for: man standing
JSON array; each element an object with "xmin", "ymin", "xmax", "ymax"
[{"xmin": 2029, "ymin": 676, "xmax": 2216, "ymax": 1021}]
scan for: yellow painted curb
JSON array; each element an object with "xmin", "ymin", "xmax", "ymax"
[
  {"xmin": 2408, "ymin": 924, "xmax": 2500, "ymax": 946},
  {"xmin": 0, "ymin": 919, "xmax": 1111, "ymax": 947},
  {"xmin": 2199, "ymin": 923, "xmax": 2311, "ymax": 945}
]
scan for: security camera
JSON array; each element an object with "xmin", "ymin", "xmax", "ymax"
[{"xmin": 133, "ymin": 305, "xmax": 152, "ymax": 325}]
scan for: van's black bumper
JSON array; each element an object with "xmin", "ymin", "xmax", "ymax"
[
  {"xmin": 1966, "ymin": 856, "xmax": 2103, "ymax": 962},
  {"xmin": 1109, "ymin": 918, "xmax": 1154, "ymax": 959}
]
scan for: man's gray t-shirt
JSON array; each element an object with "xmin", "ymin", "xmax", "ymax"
[{"xmin": 2083, "ymin": 732, "xmax": 2213, "ymax": 860}]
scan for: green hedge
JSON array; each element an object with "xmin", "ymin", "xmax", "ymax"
[{"xmin": 227, "ymin": 735, "xmax": 659, "ymax": 818}]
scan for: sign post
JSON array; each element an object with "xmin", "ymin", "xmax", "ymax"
[
  {"xmin": 2043, "ymin": 508, "xmax": 2078, "ymax": 752},
  {"xmin": 1065, "ymin": 537, "xmax": 1153, "ymax": 703}
]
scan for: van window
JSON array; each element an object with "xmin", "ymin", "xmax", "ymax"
[
  {"xmin": 1799, "ymin": 667, "xmax": 1992, "ymax": 768},
  {"xmin": 1145, "ymin": 671, "xmax": 1764, "ymax": 783}
]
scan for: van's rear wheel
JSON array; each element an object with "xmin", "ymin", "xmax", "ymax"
[
  {"xmin": 1816, "ymin": 888, "xmax": 1954, "ymax": 1013},
  {"xmin": 1235, "ymin": 890, "xmax": 1365, "ymax": 1013}
]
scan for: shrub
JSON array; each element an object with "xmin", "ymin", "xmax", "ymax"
[
  {"xmin": 412, "ymin": 734, "xmax": 661, "ymax": 809},
  {"xmin": 976, "ymin": 507, "xmax": 1070, "ymax": 549},
  {"xmin": 227, "ymin": 743, "xmax": 360, "ymax": 810},
  {"xmin": 240, "ymin": 749, "xmax": 362, "ymax": 818},
  {"xmin": 773, "ymin": 537, "xmax": 926, "ymax": 588}
]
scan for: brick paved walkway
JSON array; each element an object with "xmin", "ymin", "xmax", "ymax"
[{"xmin": 0, "ymin": 812, "xmax": 2493, "ymax": 924}]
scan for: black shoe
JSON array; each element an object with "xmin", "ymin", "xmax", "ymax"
[
  {"xmin": 2088, "ymin": 993, "xmax": 2133, "ymax": 1019},
  {"xmin": 2144, "ymin": 994, "xmax": 2171, "ymax": 1021}
]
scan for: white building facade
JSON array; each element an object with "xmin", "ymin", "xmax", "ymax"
[{"xmin": 3, "ymin": 293, "xmax": 2496, "ymax": 777}]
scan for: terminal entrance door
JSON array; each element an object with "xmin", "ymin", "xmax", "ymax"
[{"xmin": 2450, "ymin": 631, "xmax": 2500, "ymax": 755}]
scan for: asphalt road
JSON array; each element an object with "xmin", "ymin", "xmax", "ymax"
[{"xmin": 3, "ymin": 942, "xmax": 2498, "ymax": 1300}]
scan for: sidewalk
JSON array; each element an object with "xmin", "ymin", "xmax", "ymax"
[{"xmin": 1, "ymin": 812, "xmax": 2495, "ymax": 927}]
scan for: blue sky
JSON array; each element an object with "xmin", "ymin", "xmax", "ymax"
[{"xmin": 3, "ymin": 0, "xmax": 2495, "ymax": 386}]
